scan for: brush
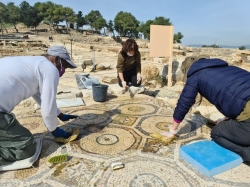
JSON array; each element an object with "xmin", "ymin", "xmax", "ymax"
[
  {"xmin": 150, "ymin": 133, "xmax": 176, "ymax": 145},
  {"xmin": 54, "ymin": 127, "xmax": 80, "ymax": 143},
  {"xmin": 48, "ymin": 153, "xmax": 68, "ymax": 164}
]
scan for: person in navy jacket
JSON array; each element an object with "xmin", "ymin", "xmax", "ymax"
[{"xmin": 168, "ymin": 57, "xmax": 250, "ymax": 162}]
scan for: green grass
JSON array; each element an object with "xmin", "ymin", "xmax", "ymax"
[{"xmin": 2, "ymin": 22, "xmax": 12, "ymax": 28}]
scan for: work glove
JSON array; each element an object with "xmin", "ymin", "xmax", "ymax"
[
  {"xmin": 137, "ymin": 73, "xmax": 142, "ymax": 84},
  {"xmin": 121, "ymin": 81, "xmax": 128, "ymax": 94},
  {"xmin": 150, "ymin": 125, "xmax": 178, "ymax": 144},
  {"xmin": 59, "ymin": 114, "xmax": 78, "ymax": 121},
  {"xmin": 122, "ymin": 81, "xmax": 127, "ymax": 88},
  {"xmin": 169, "ymin": 125, "xmax": 179, "ymax": 135},
  {"xmin": 52, "ymin": 127, "xmax": 70, "ymax": 138}
]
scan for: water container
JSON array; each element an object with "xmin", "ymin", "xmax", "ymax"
[{"xmin": 92, "ymin": 84, "xmax": 109, "ymax": 102}]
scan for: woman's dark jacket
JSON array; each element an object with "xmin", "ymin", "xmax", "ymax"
[{"xmin": 173, "ymin": 59, "xmax": 250, "ymax": 121}]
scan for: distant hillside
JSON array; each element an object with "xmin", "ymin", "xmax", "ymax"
[{"xmin": 187, "ymin": 44, "xmax": 250, "ymax": 49}]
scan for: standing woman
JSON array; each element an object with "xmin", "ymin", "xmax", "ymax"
[{"xmin": 116, "ymin": 39, "xmax": 142, "ymax": 91}]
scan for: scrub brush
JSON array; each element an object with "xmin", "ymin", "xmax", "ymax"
[{"xmin": 48, "ymin": 153, "xmax": 68, "ymax": 164}]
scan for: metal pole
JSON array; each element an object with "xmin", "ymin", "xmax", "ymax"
[
  {"xmin": 65, "ymin": 14, "xmax": 69, "ymax": 35},
  {"xmin": 1, "ymin": 23, "xmax": 2, "ymax": 38},
  {"xmin": 70, "ymin": 40, "xmax": 72, "ymax": 59},
  {"xmin": 167, "ymin": 26, "xmax": 174, "ymax": 87}
]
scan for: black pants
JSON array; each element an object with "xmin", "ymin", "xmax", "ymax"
[
  {"xmin": 118, "ymin": 65, "xmax": 141, "ymax": 87},
  {"xmin": 211, "ymin": 119, "xmax": 250, "ymax": 162}
]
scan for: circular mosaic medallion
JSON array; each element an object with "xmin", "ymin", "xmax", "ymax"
[
  {"xmin": 137, "ymin": 116, "xmax": 173, "ymax": 135},
  {"xmin": 99, "ymin": 159, "xmax": 197, "ymax": 186},
  {"xmin": 118, "ymin": 104, "xmax": 157, "ymax": 116},
  {"xmin": 130, "ymin": 174, "xmax": 166, "ymax": 186},
  {"xmin": 128, "ymin": 106, "xmax": 145, "ymax": 112},
  {"xmin": 96, "ymin": 134, "xmax": 118, "ymax": 145},
  {"xmin": 71, "ymin": 109, "xmax": 110, "ymax": 125},
  {"xmin": 78, "ymin": 126, "xmax": 140, "ymax": 154},
  {"xmin": 156, "ymin": 122, "xmax": 171, "ymax": 131}
]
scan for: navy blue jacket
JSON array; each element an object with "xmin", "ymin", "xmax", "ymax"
[{"xmin": 173, "ymin": 58, "xmax": 250, "ymax": 121}]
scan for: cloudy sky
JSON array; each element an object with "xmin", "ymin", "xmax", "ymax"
[{"xmin": 2, "ymin": 0, "xmax": 250, "ymax": 46}]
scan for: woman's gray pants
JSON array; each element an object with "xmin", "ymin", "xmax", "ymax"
[{"xmin": 211, "ymin": 119, "xmax": 250, "ymax": 162}]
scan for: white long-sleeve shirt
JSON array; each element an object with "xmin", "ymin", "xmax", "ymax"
[{"xmin": 0, "ymin": 56, "xmax": 61, "ymax": 131}]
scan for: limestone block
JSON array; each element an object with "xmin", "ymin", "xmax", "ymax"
[
  {"xmin": 81, "ymin": 89, "xmax": 93, "ymax": 98},
  {"xmin": 83, "ymin": 59, "xmax": 93, "ymax": 66},
  {"xmin": 96, "ymin": 64, "xmax": 105, "ymax": 70},
  {"xmin": 141, "ymin": 64, "xmax": 159, "ymax": 81},
  {"xmin": 146, "ymin": 80, "xmax": 157, "ymax": 88},
  {"xmin": 209, "ymin": 112, "xmax": 225, "ymax": 122},
  {"xmin": 102, "ymin": 76, "xmax": 118, "ymax": 84},
  {"xmin": 98, "ymin": 63, "xmax": 111, "ymax": 69}
]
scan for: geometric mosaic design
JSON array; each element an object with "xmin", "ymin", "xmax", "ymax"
[{"xmin": 1, "ymin": 97, "xmax": 250, "ymax": 186}]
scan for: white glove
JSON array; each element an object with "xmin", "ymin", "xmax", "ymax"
[
  {"xmin": 122, "ymin": 81, "xmax": 127, "ymax": 88},
  {"xmin": 137, "ymin": 73, "xmax": 142, "ymax": 84},
  {"xmin": 169, "ymin": 125, "xmax": 179, "ymax": 135},
  {"xmin": 159, "ymin": 125, "xmax": 178, "ymax": 138}
]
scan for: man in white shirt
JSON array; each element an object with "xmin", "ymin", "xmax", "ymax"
[{"xmin": 0, "ymin": 46, "xmax": 78, "ymax": 165}]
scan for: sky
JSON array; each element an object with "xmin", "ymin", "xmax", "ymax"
[{"xmin": 2, "ymin": 0, "xmax": 250, "ymax": 46}]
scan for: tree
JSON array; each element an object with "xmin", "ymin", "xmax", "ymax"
[
  {"xmin": 63, "ymin": 7, "xmax": 76, "ymax": 32},
  {"xmin": 76, "ymin": 11, "xmax": 87, "ymax": 30},
  {"xmin": 52, "ymin": 5, "xmax": 65, "ymax": 25},
  {"xmin": 0, "ymin": 2, "xmax": 9, "ymax": 33},
  {"xmin": 5, "ymin": 2, "xmax": 20, "ymax": 32},
  {"xmin": 85, "ymin": 10, "xmax": 106, "ymax": 31},
  {"xmin": 239, "ymin": 46, "xmax": 246, "ymax": 50},
  {"xmin": 114, "ymin": 11, "xmax": 139, "ymax": 37},
  {"xmin": 138, "ymin": 16, "xmax": 171, "ymax": 40},
  {"xmin": 33, "ymin": 1, "xmax": 55, "ymax": 30},
  {"xmin": 202, "ymin": 44, "xmax": 220, "ymax": 48},
  {"xmin": 138, "ymin": 20, "xmax": 154, "ymax": 39},
  {"xmin": 174, "ymin": 32, "xmax": 183, "ymax": 43},
  {"xmin": 92, "ymin": 17, "xmax": 106, "ymax": 31},
  {"xmin": 138, "ymin": 16, "xmax": 183, "ymax": 43},
  {"xmin": 19, "ymin": 1, "xmax": 43, "ymax": 29},
  {"xmin": 106, "ymin": 20, "xmax": 114, "ymax": 36},
  {"xmin": 154, "ymin": 16, "xmax": 172, "ymax": 25}
]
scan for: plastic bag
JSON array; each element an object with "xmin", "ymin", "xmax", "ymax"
[
  {"xmin": 83, "ymin": 77, "xmax": 99, "ymax": 90},
  {"xmin": 75, "ymin": 74, "xmax": 89, "ymax": 89}
]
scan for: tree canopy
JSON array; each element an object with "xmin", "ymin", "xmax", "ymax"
[
  {"xmin": 19, "ymin": 1, "xmax": 43, "ymax": 29},
  {"xmin": 114, "ymin": 11, "xmax": 139, "ymax": 37},
  {"xmin": 85, "ymin": 10, "xmax": 106, "ymax": 31},
  {"xmin": 76, "ymin": 11, "xmax": 87, "ymax": 29},
  {"xmin": 138, "ymin": 16, "xmax": 183, "ymax": 43},
  {"xmin": 1, "ymin": 1, "xmax": 184, "ymax": 43}
]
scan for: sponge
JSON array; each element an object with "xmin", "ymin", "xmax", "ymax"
[
  {"xmin": 48, "ymin": 153, "xmax": 68, "ymax": 164},
  {"xmin": 54, "ymin": 127, "xmax": 80, "ymax": 143},
  {"xmin": 150, "ymin": 133, "xmax": 176, "ymax": 145}
]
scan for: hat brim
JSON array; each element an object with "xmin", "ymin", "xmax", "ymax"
[{"xmin": 65, "ymin": 59, "xmax": 77, "ymax": 68}]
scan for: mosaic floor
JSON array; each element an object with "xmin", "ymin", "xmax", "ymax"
[{"xmin": 1, "ymin": 97, "xmax": 250, "ymax": 187}]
